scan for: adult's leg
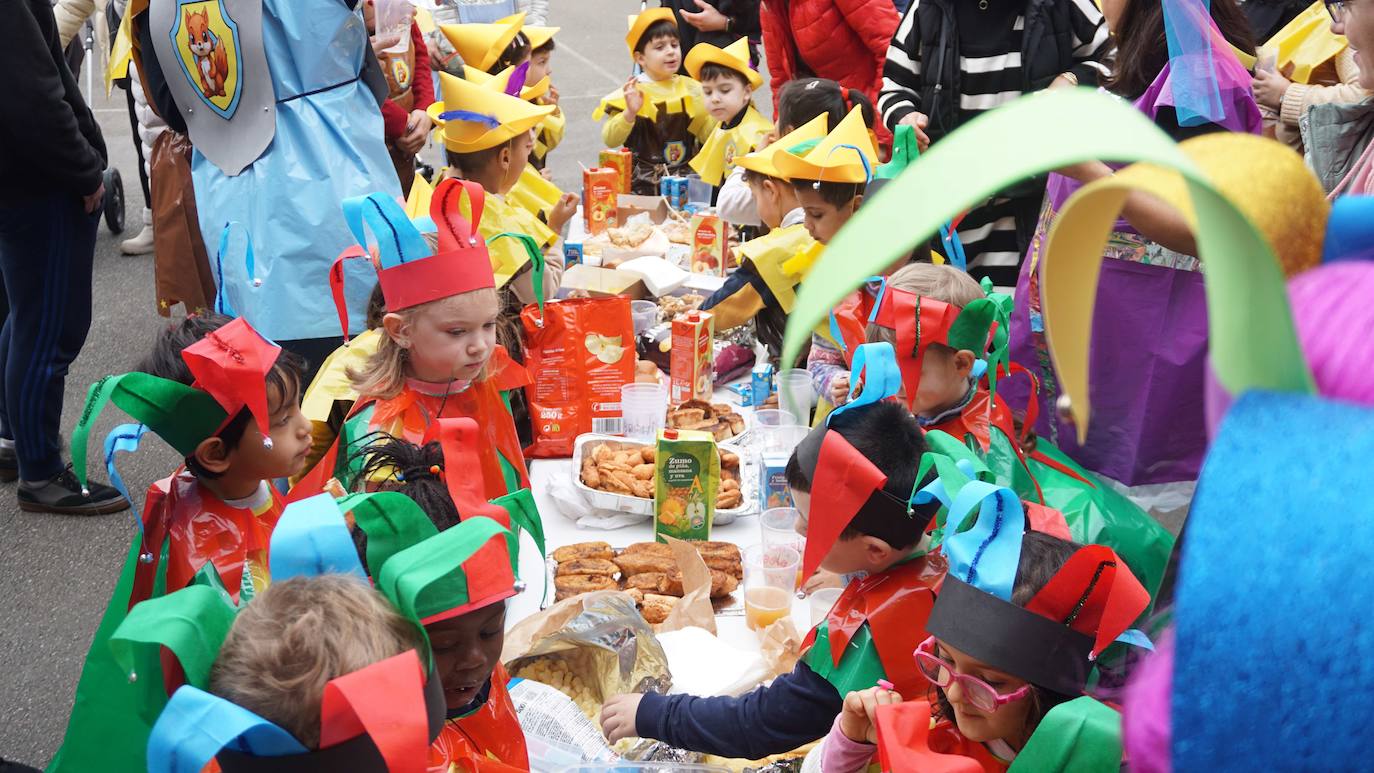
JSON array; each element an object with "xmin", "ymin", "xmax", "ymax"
[{"xmin": 0, "ymin": 192, "xmax": 97, "ymax": 482}]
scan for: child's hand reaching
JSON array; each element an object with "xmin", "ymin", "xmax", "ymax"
[
  {"xmin": 829, "ymin": 374, "xmax": 851, "ymax": 407},
  {"xmin": 601, "ymin": 693, "xmax": 644, "ymax": 743},
  {"xmin": 839, "ymin": 686, "xmax": 903, "ymax": 744},
  {"xmin": 549, "ymin": 193, "xmax": 580, "ymax": 234},
  {"xmin": 804, "ymin": 568, "xmax": 846, "ymax": 594},
  {"xmin": 622, "ymin": 77, "xmax": 645, "ymax": 119}
]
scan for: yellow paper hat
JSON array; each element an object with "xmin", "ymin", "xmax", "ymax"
[
  {"xmin": 772, "ymin": 106, "xmax": 877, "ymax": 185},
  {"xmin": 524, "ymin": 23, "xmax": 559, "ymax": 50},
  {"xmin": 684, "ymin": 37, "xmax": 762, "ymax": 89},
  {"xmin": 733, "ymin": 114, "xmax": 829, "ymax": 180},
  {"xmin": 625, "ymin": 7, "xmax": 677, "ymax": 54},
  {"xmin": 463, "ymin": 63, "xmax": 551, "ymax": 103},
  {"xmin": 427, "ymin": 71, "xmax": 555, "ymax": 153},
  {"xmin": 439, "ymin": 12, "xmax": 526, "ymax": 73}
]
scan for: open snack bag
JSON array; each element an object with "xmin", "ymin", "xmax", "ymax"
[{"xmin": 522, "ymin": 297, "xmax": 636, "ymax": 457}]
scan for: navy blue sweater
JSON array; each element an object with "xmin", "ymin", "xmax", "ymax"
[{"xmin": 635, "ymin": 660, "xmax": 842, "ymax": 760}]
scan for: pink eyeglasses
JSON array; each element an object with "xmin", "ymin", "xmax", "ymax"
[{"xmin": 914, "ymin": 636, "xmax": 1031, "ymax": 713}]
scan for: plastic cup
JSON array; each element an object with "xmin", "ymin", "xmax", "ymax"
[
  {"xmin": 777, "ymin": 369, "xmax": 815, "ymax": 426},
  {"xmin": 743, "ymin": 544, "xmax": 800, "ymax": 631},
  {"xmin": 373, "ymin": 0, "xmax": 414, "ymax": 53},
  {"xmin": 761, "ymin": 507, "xmax": 806, "ymax": 591},
  {"xmin": 620, "ymin": 382, "xmax": 668, "ymax": 441},
  {"xmin": 809, "ymin": 587, "xmax": 843, "ymax": 627},
  {"xmin": 631, "ymin": 300, "xmax": 659, "ymax": 335},
  {"xmin": 753, "ymin": 408, "xmax": 799, "ymax": 428}
]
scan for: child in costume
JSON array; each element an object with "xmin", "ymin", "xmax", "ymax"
[
  {"xmin": 811, "ymin": 483, "xmax": 1150, "ymax": 772},
  {"xmin": 111, "ymin": 494, "xmax": 495, "ymax": 770},
  {"xmin": 345, "ymin": 418, "xmax": 544, "ymax": 771},
  {"xmin": 363, "ymin": 0, "xmax": 435, "ymax": 196},
  {"xmin": 685, "ymin": 37, "xmax": 772, "ymax": 189},
  {"xmin": 828, "ymin": 263, "xmax": 1175, "ymax": 599},
  {"xmin": 699, "ymin": 115, "xmax": 827, "ymax": 360},
  {"xmin": 766, "ymin": 105, "xmax": 885, "ymax": 404},
  {"xmin": 601, "ymin": 359, "xmax": 944, "ymax": 759},
  {"xmin": 430, "ymin": 72, "xmax": 575, "ymax": 322},
  {"xmin": 306, "ymin": 179, "xmax": 530, "ymax": 501},
  {"xmin": 717, "ymin": 77, "xmax": 876, "ymax": 227},
  {"xmin": 48, "ymin": 316, "xmax": 313, "ymax": 772},
  {"xmin": 594, "ymin": 8, "xmax": 713, "ymax": 195}
]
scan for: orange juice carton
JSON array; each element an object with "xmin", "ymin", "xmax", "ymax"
[
  {"xmin": 690, "ymin": 211, "xmax": 729, "ymax": 276},
  {"xmin": 583, "ymin": 167, "xmax": 619, "ymax": 235},
  {"xmin": 600, "ymin": 147, "xmax": 634, "ymax": 194},
  {"xmin": 654, "ymin": 429, "xmax": 719, "ymax": 543},
  {"xmin": 670, "ymin": 310, "xmax": 714, "ymax": 405}
]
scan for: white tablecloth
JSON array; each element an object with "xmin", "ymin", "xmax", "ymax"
[{"xmin": 507, "ymin": 388, "xmax": 813, "ymax": 651}]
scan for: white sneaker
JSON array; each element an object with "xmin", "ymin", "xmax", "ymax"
[{"xmin": 120, "ymin": 208, "xmax": 154, "ymax": 255}]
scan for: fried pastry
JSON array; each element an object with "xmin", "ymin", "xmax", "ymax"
[
  {"xmin": 640, "ymin": 593, "xmax": 679, "ymax": 624},
  {"xmin": 555, "ymin": 558, "xmax": 620, "ymax": 577},
  {"xmin": 614, "ymin": 551, "xmax": 673, "ymax": 577},
  {"xmin": 554, "ymin": 573, "xmax": 618, "ymax": 601},
  {"xmin": 552, "ymin": 542, "xmax": 613, "ymax": 563}
]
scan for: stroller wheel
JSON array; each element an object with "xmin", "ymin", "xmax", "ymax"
[{"xmin": 103, "ymin": 168, "xmax": 125, "ymax": 234}]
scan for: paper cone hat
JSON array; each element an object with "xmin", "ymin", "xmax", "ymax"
[
  {"xmin": 926, "ymin": 480, "xmax": 1150, "ymax": 696},
  {"xmin": 734, "ymin": 114, "xmax": 827, "ymax": 181},
  {"xmin": 438, "ymin": 12, "xmax": 525, "ymax": 73},
  {"xmin": 182, "ymin": 317, "xmax": 283, "ymax": 448},
  {"xmin": 522, "ymin": 20, "xmax": 559, "ymax": 50},
  {"xmin": 773, "ymin": 105, "xmax": 877, "ymax": 185},
  {"xmin": 685, "ymin": 37, "xmax": 762, "ymax": 88},
  {"xmin": 625, "ymin": 7, "xmax": 676, "ymax": 53},
  {"xmin": 427, "ymin": 71, "xmax": 555, "ymax": 153},
  {"xmin": 331, "ymin": 179, "xmax": 496, "ymax": 340},
  {"xmin": 463, "ymin": 60, "xmax": 550, "ymax": 102}
]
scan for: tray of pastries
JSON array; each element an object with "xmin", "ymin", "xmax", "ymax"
[
  {"xmin": 667, "ymin": 399, "xmax": 747, "ymax": 442},
  {"xmin": 573, "ymin": 434, "xmax": 754, "ymax": 523},
  {"xmin": 550, "ymin": 540, "xmax": 745, "ymax": 622}
]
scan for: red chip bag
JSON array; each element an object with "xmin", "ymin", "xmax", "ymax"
[{"xmin": 521, "ymin": 297, "xmax": 636, "ymax": 458}]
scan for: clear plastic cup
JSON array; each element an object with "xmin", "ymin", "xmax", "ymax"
[
  {"xmin": 761, "ymin": 507, "xmax": 805, "ymax": 591},
  {"xmin": 743, "ymin": 544, "xmax": 800, "ymax": 631},
  {"xmin": 753, "ymin": 408, "xmax": 799, "ymax": 428},
  {"xmin": 620, "ymin": 382, "xmax": 668, "ymax": 440},
  {"xmin": 777, "ymin": 369, "xmax": 815, "ymax": 426},
  {"xmin": 809, "ymin": 587, "xmax": 843, "ymax": 627},
  {"xmin": 373, "ymin": 0, "xmax": 414, "ymax": 53},
  {"xmin": 631, "ymin": 300, "xmax": 659, "ymax": 335}
]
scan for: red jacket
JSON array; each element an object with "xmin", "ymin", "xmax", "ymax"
[{"xmin": 760, "ymin": 0, "xmax": 898, "ymax": 148}]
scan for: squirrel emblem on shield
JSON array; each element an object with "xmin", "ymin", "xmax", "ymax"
[{"xmin": 185, "ymin": 8, "xmax": 229, "ymax": 99}]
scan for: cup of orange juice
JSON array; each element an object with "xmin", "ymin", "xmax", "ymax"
[{"xmin": 743, "ymin": 544, "xmax": 799, "ymax": 631}]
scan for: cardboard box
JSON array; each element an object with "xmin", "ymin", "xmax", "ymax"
[
  {"xmin": 600, "ymin": 148, "xmax": 634, "ymax": 194},
  {"xmin": 617, "ymin": 194, "xmax": 671, "ymax": 225},
  {"xmin": 559, "ymin": 264, "xmax": 651, "ymax": 299}
]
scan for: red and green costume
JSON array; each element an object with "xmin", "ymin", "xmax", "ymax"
[
  {"xmin": 50, "ymin": 319, "xmax": 322, "ymax": 773},
  {"xmin": 830, "ymin": 281, "xmax": 1174, "ymax": 600}
]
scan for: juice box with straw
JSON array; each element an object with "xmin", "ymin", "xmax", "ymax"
[
  {"xmin": 670, "ymin": 310, "xmax": 714, "ymax": 405},
  {"xmin": 583, "ymin": 167, "xmax": 619, "ymax": 235},
  {"xmin": 600, "ymin": 148, "xmax": 634, "ymax": 194},
  {"xmin": 654, "ymin": 428, "xmax": 718, "ymax": 543}
]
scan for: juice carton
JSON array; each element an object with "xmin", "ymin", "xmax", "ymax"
[
  {"xmin": 759, "ymin": 451, "xmax": 793, "ymax": 511},
  {"xmin": 690, "ymin": 212, "xmax": 729, "ymax": 276},
  {"xmin": 751, "ymin": 362, "xmax": 774, "ymax": 405},
  {"xmin": 654, "ymin": 429, "xmax": 719, "ymax": 543},
  {"xmin": 670, "ymin": 310, "xmax": 714, "ymax": 405},
  {"xmin": 583, "ymin": 167, "xmax": 619, "ymax": 235},
  {"xmin": 659, "ymin": 175, "xmax": 689, "ymax": 210},
  {"xmin": 600, "ymin": 148, "xmax": 634, "ymax": 194}
]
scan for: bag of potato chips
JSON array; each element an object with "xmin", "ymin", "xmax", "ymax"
[
  {"xmin": 654, "ymin": 429, "xmax": 719, "ymax": 543},
  {"xmin": 522, "ymin": 297, "xmax": 636, "ymax": 458}
]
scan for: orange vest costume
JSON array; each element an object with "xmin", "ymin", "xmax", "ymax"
[{"xmin": 430, "ymin": 664, "xmax": 529, "ymax": 772}]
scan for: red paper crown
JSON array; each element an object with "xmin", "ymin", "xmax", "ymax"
[
  {"xmin": 330, "ymin": 179, "xmax": 496, "ymax": 341},
  {"xmin": 180, "ymin": 317, "xmax": 283, "ymax": 448}
]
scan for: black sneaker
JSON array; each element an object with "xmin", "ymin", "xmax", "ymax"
[
  {"xmin": 0, "ymin": 444, "xmax": 15, "ymax": 483},
  {"xmin": 18, "ymin": 464, "xmax": 130, "ymax": 515}
]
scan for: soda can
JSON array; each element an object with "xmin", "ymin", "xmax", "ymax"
[{"xmin": 751, "ymin": 362, "xmax": 774, "ymax": 405}]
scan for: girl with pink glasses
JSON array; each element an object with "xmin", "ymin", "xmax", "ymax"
[{"xmin": 805, "ymin": 481, "xmax": 1152, "ymax": 772}]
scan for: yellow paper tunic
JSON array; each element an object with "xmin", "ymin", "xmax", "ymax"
[
  {"xmin": 689, "ymin": 105, "xmax": 774, "ymax": 186},
  {"xmin": 508, "ymin": 163, "xmax": 563, "ymax": 220},
  {"xmin": 594, "ymin": 75, "xmax": 713, "ymax": 145},
  {"xmin": 474, "ymin": 192, "xmax": 558, "ymax": 288}
]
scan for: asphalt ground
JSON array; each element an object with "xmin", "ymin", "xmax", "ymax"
[{"xmin": 0, "ymin": 3, "xmax": 767, "ymax": 763}]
